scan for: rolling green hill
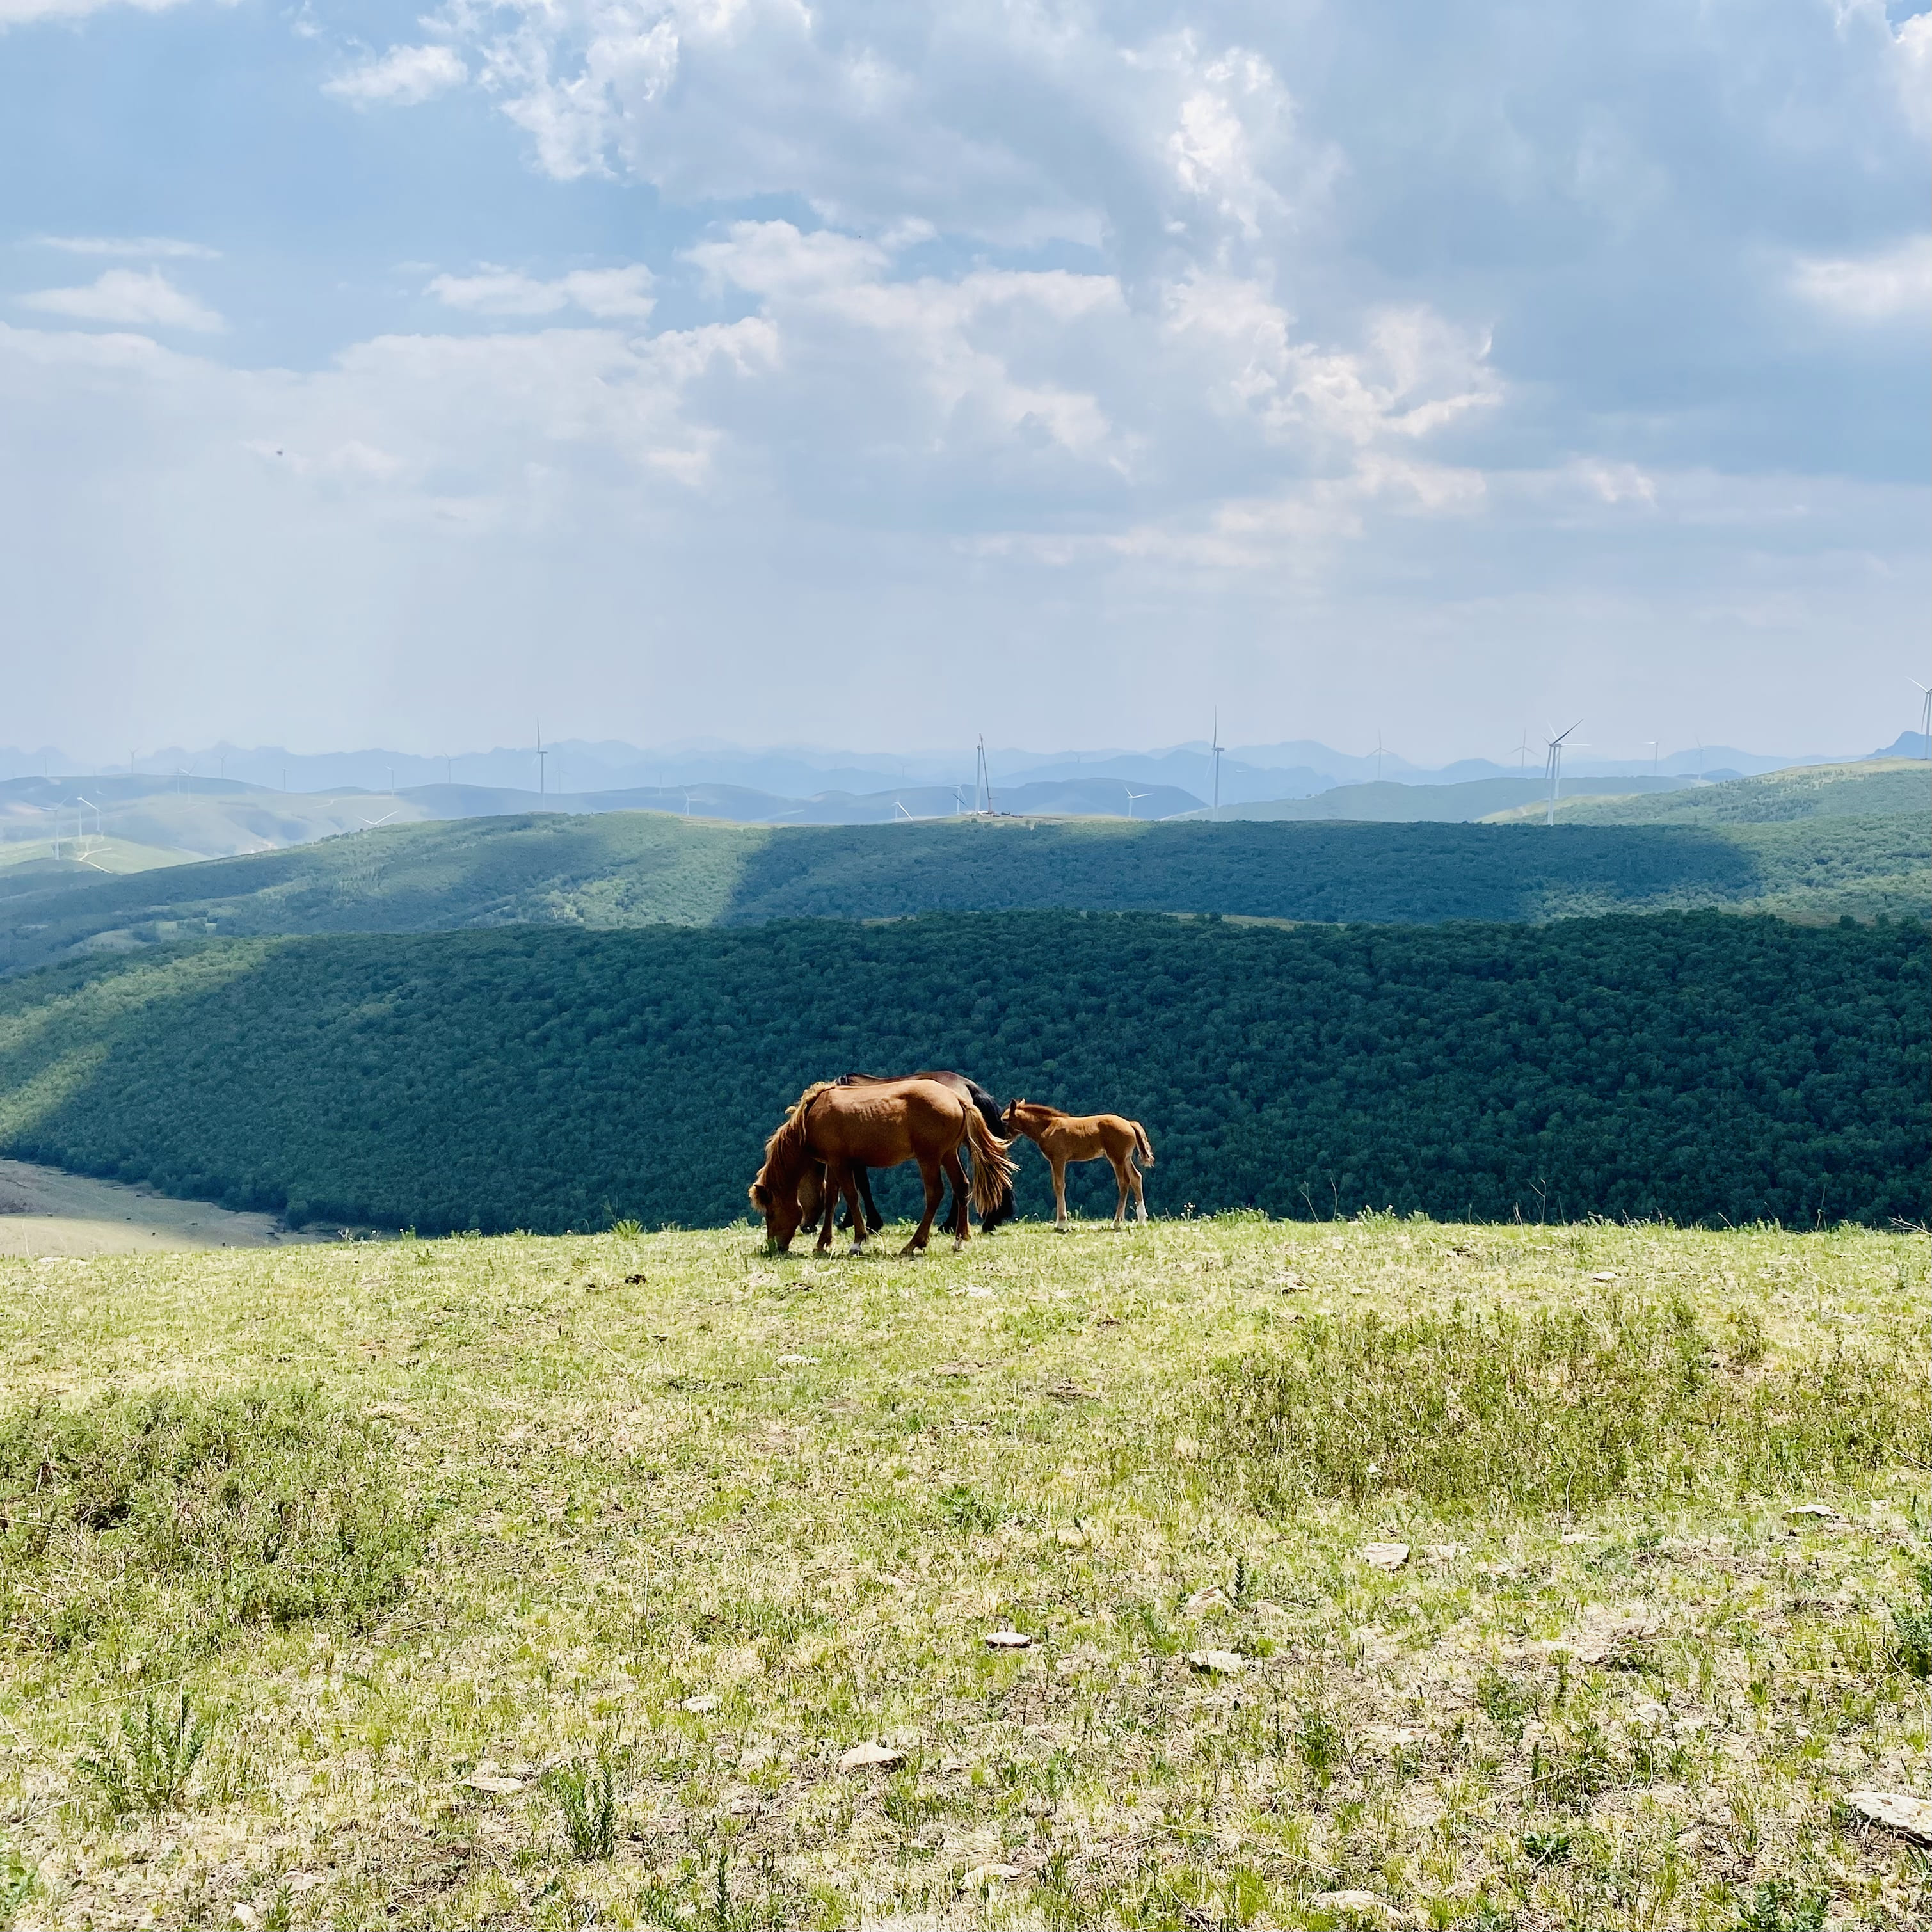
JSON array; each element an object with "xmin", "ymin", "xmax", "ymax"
[
  {"xmin": 1195, "ymin": 775, "xmax": 1689, "ymax": 821},
  {"xmin": 1, "ymin": 808, "xmax": 1923, "ymax": 975},
  {"xmin": 0, "ymin": 912, "xmax": 1920, "ymax": 1234},
  {"xmin": 1484, "ymin": 757, "xmax": 1931, "ymax": 825}
]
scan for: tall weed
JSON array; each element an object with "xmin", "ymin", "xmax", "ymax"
[
  {"xmin": 74, "ymin": 1693, "xmax": 207, "ymax": 1816},
  {"xmin": 1206, "ymin": 1297, "xmax": 1926, "ymax": 1509}
]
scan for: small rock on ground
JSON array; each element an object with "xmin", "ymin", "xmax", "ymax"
[
  {"xmin": 678, "ymin": 1695, "xmax": 719, "ymax": 1714},
  {"xmin": 961, "ymin": 1862, "xmax": 1023, "ymax": 1887},
  {"xmin": 1361, "ymin": 1542, "xmax": 1410, "ymax": 1570},
  {"xmin": 1846, "ymin": 1789, "xmax": 1932, "ymax": 1845},
  {"xmin": 838, "ymin": 1739, "xmax": 906, "ymax": 1772},
  {"xmin": 1186, "ymin": 1649, "xmax": 1246, "ymax": 1675},
  {"xmin": 984, "ymin": 1629, "xmax": 1032, "ymax": 1650},
  {"xmin": 1311, "ymin": 1890, "xmax": 1404, "ymax": 1924}
]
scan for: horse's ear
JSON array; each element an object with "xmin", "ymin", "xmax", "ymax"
[{"xmin": 749, "ymin": 1182, "xmax": 769, "ymax": 1209}]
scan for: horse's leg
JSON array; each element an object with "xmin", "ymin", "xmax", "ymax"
[
  {"xmin": 841, "ymin": 1169, "xmax": 871, "ymax": 1252},
  {"xmin": 1051, "ymin": 1156, "xmax": 1069, "ymax": 1229},
  {"xmin": 941, "ymin": 1147, "xmax": 971, "ymax": 1250},
  {"xmin": 1130, "ymin": 1156, "xmax": 1148, "ymax": 1223},
  {"xmin": 816, "ymin": 1159, "xmax": 845, "ymax": 1253},
  {"xmin": 1110, "ymin": 1152, "xmax": 1130, "ymax": 1227},
  {"xmin": 853, "ymin": 1166, "xmax": 885, "ymax": 1234},
  {"xmin": 903, "ymin": 1156, "xmax": 942, "ymax": 1256}
]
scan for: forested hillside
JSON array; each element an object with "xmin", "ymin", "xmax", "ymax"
[
  {"xmin": 2, "ymin": 807, "xmax": 1923, "ymax": 975},
  {"xmin": 0, "ymin": 913, "xmax": 1920, "ymax": 1234}
]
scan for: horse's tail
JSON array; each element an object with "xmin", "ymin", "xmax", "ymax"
[
  {"xmin": 1132, "ymin": 1120, "xmax": 1155, "ymax": 1167},
  {"xmin": 962, "ymin": 1105, "xmax": 1016, "ymax": 1220}
]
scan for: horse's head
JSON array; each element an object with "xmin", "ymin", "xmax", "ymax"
[
  {"xmin": 1002, "ymin": 1098, "xmax": 1029, "ymax": 1135},
  {"xmin": 751, "ymin": 1168, "xmax": 804, "ymax": 1252},
  {"xmin": 752, "ymin": 1081, "xmax": 832, "ymax": 1253}
]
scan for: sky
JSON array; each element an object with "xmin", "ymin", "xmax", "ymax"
[{"xmin": 1, "ymin": 0, "xmax": 1927, "ymax": 767}]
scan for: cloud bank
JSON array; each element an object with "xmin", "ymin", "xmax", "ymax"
[{"xmin": 0, "ymin": 0, "xmax": 1925, "ymax": 757}]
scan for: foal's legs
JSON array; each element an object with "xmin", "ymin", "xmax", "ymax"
[
  {"xmin": 1050, "ymin": 1157, "xmax": 1070, "ymax": 1229},
  {"xmin": 902, "ymin": 1155, "xmax": 944, "ymax": 1255},
  {"xmin": 1109, "ymin": 1152, "xmax": 1132, "ymax": 1227},
  {"xmin": 1129, "ymin": 1156, "xmax": 1147, "ymax": 1222}
]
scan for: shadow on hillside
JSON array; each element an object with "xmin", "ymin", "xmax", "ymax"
[{"xmin": 717, "ymin": 820, "xmax": 1771, "ymax": 925}]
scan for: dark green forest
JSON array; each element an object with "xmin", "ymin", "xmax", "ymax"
[
  {"xmin": 2, "ymin": 807, "xmax": 1924, "ymax": 975},
  {"xmin": 0, "ymin": 913, "xmax": 1920, "ymax": 1234}
]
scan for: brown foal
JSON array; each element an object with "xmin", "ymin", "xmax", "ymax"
[{"xmin": 1000, "ymin": 1099, "xmax": 1155, "ymax": 1228}]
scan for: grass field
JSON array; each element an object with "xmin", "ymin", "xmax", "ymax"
[{"xmin": 1, "ymin": 1217, "xmax": 1927, "ymax": 1930}]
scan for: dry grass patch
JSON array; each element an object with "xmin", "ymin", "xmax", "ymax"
[{"xmin": 0, "ymin": 1217, "xmax": 1925, "ymax": 1929}]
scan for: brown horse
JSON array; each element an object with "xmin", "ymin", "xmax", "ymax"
[
  {"xmin": 752, "ymin": 1078, "xmax": 1014, "ymax": 1255},
  {"xmin": 800, "ymin": 1071, "xmax": 1016, "ymax": 1236},
  {"xmin": 1002, "ymin": 1099, "xmax": 1154, "ymax": 1227}
]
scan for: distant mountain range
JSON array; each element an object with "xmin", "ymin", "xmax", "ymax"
[{"xmin": 1, "ymin": 729, "xmax": 1922, "ymax": 801}]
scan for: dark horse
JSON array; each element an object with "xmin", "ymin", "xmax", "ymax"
[{"xmin": 802, "ymin": 1072, "xmax": 1016, "ymax": 1236}]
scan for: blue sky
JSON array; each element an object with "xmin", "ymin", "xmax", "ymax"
[{"xmin": 1, "ymin": 0, "xmax": 1926, "ymax": 764}]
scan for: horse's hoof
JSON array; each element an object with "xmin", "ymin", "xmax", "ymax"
[{"xmin": 898, "ymin": 1241, "xmax": 923, "ymax": 1257}]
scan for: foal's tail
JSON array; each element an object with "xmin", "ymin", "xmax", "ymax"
[
  {"xmin": 1132, "ymin": 1120, "xmax": 1156, "ymax": 1167},
  {"xmin": 962, "ymin": 1106, "xmax": 1017, "ymax": 1220}
]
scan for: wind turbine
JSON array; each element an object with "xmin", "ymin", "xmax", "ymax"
[
  {"xmin": 976, "ymin": 736, "xmax": 995, "ymax": 815},
  {"xmin": 358, "ymin": 810, "xmax": 400, "ymax": 829},
  {"xmin": 1645, "ymin": 740, "xmax": 1659, "ymax": 777},
  {"xmin": 893, "ymin": 799, "xmax": 913, "ymax": 820},
  {"xmin": 534, "ymin": 722, "xmax": 548, "ymax": 798},
  {"xmin": 1912, "ymin": 679, "xmax": 1931, "ymax": 757},
  {"xmin": 1514, "ymin": 729, "xmax": 1532, "ymax": 776},
  {"xmin": 1209, "ymin": 709, "xmax": 1225, "ymax": 811},
  {"xmin": 1375, "ymin": 731, "xmax": 1384, "ymax": 784},
  {"xmin": 1544, "ymin": 721, "xmax": 1582, "ymax": 825},
  {"xmin": 1123, "ymin": 784, "xmax": 1150, "ymax": 819}
]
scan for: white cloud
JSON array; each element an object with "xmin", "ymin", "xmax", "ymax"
[
  {"xmin": 1792, "ymin": 234, "xmax": 1932, "ymax": 321},
  {"xmin": 33, "ymin": 235, "xmax": 221, "ymax": 260},
  {"xmin": 428, "ymin": 264, "xmax": 656, "ymax": 319},
  {"xmin": 324, "ymin": 44, "xmax": 467, "ymax": 106},
  {"xmin": 19, "ymin": 269, "xmax": 224, "ymax": 333}
]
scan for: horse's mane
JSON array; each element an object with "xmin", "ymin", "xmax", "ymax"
[
  {"xmin": 762, "ymin": 1080, "xmax": 836, "ymax": 1175},
  {"xmin": 1013, "ymin": 1099, "xmax": 1066, "ymax": 1119}
]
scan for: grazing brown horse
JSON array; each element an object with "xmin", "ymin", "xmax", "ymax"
[
  {"xmin": 1001, "ymin": 1099, "xmax": 1154, "ymax": 1228},
  {"xmin": 801, "ymin": 1071, "xmax": 1016, "ymax": 1237},
  {"xmin": 752, "ymin": 1078, "xmax": 1014, "ymax": 1255}
]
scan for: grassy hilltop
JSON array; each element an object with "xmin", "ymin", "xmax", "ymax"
[
  {"xmin": 1, "ymin": 806, "xmax": 1926, "ymax": 977},
  {"xmin": 1484, "ymin": 760, "xmax": 1931, "ymax": 827},
  {"xmin": 0, "ymin": 913, "xmax": 1922, "ymax": 1234},
  {"xmin": 0, "ymin": 1218, "xmax": 1926, "ymax": 1929}
]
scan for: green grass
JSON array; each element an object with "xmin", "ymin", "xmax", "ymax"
[
  {"xmin": 1, "ymin": 800, "xmax": 1925, "ymax": 977},
  {"xmin": 1209, "ymin": 1295, "xmax": 1928, "ymax": 1510},
  {"xmin": 0, "ymin": 1385, "xmax": 433, "ymax": 1662},
  {"xmin": 0, "ymin": 913, "xmax": 1922, "ymax": 1233},
  {"xmin": 0, "ymin": 1217, "xmax": 1926, "ymax": 1928}
]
